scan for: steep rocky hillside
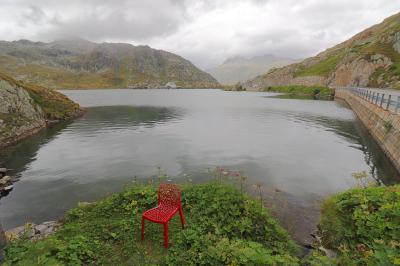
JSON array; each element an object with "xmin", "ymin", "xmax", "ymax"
[
  {"xmin": 0, "ymin": 72, "xmax": 82, "ymax": 147},
  {"xmin": 0, "ymin": 39, "xmax": 219, "ymax": 89},
  {"xmin": 243, "ymin": 12, "xmax": 400, "ymax": 91},
  {"xmin": 207, "ymin": 55, "xmax": 298, "ymax": 84}
]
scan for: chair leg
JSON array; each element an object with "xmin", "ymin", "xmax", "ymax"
[
  {"xmin": 164, "ymin": 223, "xmax": 168, "ymax": 249},
  {"xmin": 141, "ymin": 216, "xmax": 145, "ymax": 241},
  {"xmin": 179, "ymin": 207, "xmax": 185, "ymax": 228}
]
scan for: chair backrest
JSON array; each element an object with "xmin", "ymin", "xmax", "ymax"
[{"xmin": 158, "ymin": 183, "xmax": 181, "ymax": 207}]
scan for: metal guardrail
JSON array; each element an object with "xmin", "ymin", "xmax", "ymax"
[{"xmin": 335, "ymin": 87, "xmax": 400, "ymax": 114}]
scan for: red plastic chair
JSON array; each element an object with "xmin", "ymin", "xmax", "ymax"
[{"xmin": 141, "ymin": 183, "xmax": 185, "ymax": 248}]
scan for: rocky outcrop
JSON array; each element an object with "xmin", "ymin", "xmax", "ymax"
[
  {"xmin": 5, "ymin": 221, "xmax": 61, "ymax": 241},
  {"xmin": 0, "ymin": 72, "xmax": 83, "ymax": 148},
  {"xmin": 0, "ymin": 80, "xmax": 47, "ymax": 146},
  {"xmin": 243, "ymin": 12, "xmax": 400, "ymax": 91}
]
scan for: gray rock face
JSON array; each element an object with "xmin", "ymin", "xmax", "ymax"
[
  {"xmin": 0, "ymin": 223, "xmax": 6, "ymax": 263},
  {"xmin": 0, "ymin": 79, "xmax": 46, "ymax": 145}
]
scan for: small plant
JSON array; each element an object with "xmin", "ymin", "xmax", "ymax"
[
  {"xmin": 383, "ymin": 120, "xmax": 393, "ymax": 133},
  {"xmin": 253, "ymin": 181, "xmax": 264, "ymax": 209},
  {"xmin": 352, "ymin": 171, "xmax": 377, "ymax": 188}
]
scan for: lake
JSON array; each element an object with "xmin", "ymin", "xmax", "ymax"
[{"xmin": 0, "ymin": 89, "xmax": 398, "ymax": 243}]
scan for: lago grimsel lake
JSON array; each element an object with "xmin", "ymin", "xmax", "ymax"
[{"xmin": 0, "ymin": 89, "xmax": 399, "ymax": 243}]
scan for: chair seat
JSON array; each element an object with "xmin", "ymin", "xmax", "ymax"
[{"xmin": 143, "ymin": 204, "xmax": 178, "ymax": 223}]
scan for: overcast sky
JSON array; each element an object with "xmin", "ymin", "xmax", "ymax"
[{"xmin": 0, "ymin": 0, "xmax": 399, "ymax": 69}]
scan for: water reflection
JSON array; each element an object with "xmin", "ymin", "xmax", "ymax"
[{"xmin": 0, "ymin": 122, "xmax": 72, "ymax": 178}]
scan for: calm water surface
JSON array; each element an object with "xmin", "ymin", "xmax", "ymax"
[{"xmin": 0, "ymin": 89, "xmax": 398, "ymax": 242}]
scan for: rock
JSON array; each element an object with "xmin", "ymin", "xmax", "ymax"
[
  {"xmin": 0, "ymin": 176, "xmax": 11, "ymax": 184},
  {"xmin": 3, "ymin": 185, "xmax": 13, "ymax": 191},
  {"xmin": 0, "ymin": 223, "xmax": 6, "ymax": 263},
  {"xmin": 165, "ymin": 82, "xmax": 177, "ymax": 89},
  {"xmin": 5, "ymin": 221, "xmax": 61, "ymax": 241},
  {"xmin": 318, "ymin": 246, "xmax": 337, "ymax": 259}
]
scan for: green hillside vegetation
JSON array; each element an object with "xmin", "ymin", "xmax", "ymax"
[
  {"xmin": 0, "ymin": 40, "xmax": 219, "ymax": 89},
  {"xmin": 244, "ymin": 12, "xmax": 400, "ymax": 90},
  {"xmin": 299, "ymin": 13, "xmax": 400, "ymax": 87},
  {"xmin": 294, "ymin": 53, "xmax": 344, "ymax": 77}
]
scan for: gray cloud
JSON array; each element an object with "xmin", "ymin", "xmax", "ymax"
[{"xmin": 0, "ymin": 0, "xmax": 398, "ymax": 68}]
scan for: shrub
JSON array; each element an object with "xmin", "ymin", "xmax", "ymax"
[{"xmin": 319, "ymin": 185, "xmax": 400, "ymax": 265}]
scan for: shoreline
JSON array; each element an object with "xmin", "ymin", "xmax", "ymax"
[{"xmin": 0, "ymin": 109, "xmax": 85, "ymax": 149}]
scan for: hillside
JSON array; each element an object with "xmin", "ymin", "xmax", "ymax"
[
  {"xmin": 0, "ymin": 39, "xmax": 219, "ymax": 89},
  {"xmin": 243, "ymin": 12, "xmax": 400, "ymax": 91},
  {"xmin": 207, "ymin": 55, "xmax": 298, "ymax": 85},
  {"xmin": 0, "ymin": 72, "xmax": 82, "ymax": 147}
]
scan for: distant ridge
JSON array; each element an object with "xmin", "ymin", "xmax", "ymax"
[
  {"xmin": 0, "ymin": 39, "xmax": 219, "ymax": 89},
  {"xmin": 207, "ymin": 55, "xmax": 298, "ymax": 85}
]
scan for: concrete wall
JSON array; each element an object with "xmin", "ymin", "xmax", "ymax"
[{"xmin": 335, "ymin": 89, "xmax": 400, "ymax": 172}]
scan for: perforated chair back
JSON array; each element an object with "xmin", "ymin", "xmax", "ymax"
[{"xmin": 158, "ymin": 183, "xmax": 181, "ymax": 207}]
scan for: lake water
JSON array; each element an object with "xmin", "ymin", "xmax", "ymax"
[{"xmin": 0, "ymin": 89, "xmax": 398, "ymax": 243}]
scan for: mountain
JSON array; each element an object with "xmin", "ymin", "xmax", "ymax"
[
  {"xmin": 243, "ymin": 12, "xmax": 400, "ymax": 91},
  {"xmin": 207, "ymin": 55, "xmax": 298, "ymax": 84},
  {"xmin": 0, "ymin": 39, "xmax": 219, "ymax": 89},
  {"xmin": 0, "ymin": 72, "xmax": 83, "ymax": 147}
]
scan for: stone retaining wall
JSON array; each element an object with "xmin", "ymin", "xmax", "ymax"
[{"xmin": 335, "ymin": 89, "xmax": 400, "ymax": 172}]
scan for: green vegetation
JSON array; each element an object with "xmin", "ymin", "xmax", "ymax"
[
  {"xmin": 320, "ymin": 184, "xmax": 400, "ymax": 265},
  {"xmin": 294, "ymin": 53, "xmax": 343, "ymax": 77},
  {"xmin": 264, "ymin": 85, "xmax": 335, "ymax": 99},
  {"xmin": 0, "ymin": 72, "xmax": 82, "ymax": 120},
  {"xmin": 4, "ymin": 182, "xmax": 302, "ymax": 265}
]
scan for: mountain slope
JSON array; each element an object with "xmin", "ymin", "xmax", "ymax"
[
  {"xmin": 207, "ymin": 55, "xmax": 298, "ymax": 85},
  {"xmin": 0, "ymin": 39, "xmax": 219, "ymax": 89},
  {"xmin": 243, "ymin": 12, "xmax": 400, "ymax": 91},
  {"xmin": 0, "ymin": 72, "xmax": 82, "ymax": 147}
]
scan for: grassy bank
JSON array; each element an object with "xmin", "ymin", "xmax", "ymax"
[
  {"xmin": 4, "ymin": 178, "xmax": 398, "ymax": 265},
  {"xmin": 4, "ymin": 182, "xmax": 304, "ymax": 265},
  {"xmin": 320, "ymin": 184, "xmax": 400, "ymax": 265},
  {"xmin": 263, "ymin": 85, "xmax": 335, "ymax": 100}
]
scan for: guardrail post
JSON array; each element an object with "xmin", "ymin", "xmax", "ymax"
[
  {"xmin": 380, "ymin": 94, "xmax": 385, "ymax": 108},
  {"xmin": 386, "ymin": 95, "xmax": 392, "ymax": 110},
  {"xmin": 372, "ymin": 92, "xmax": 376, "ymax": 102},
  {"xmin": 376, "ymin": 93, "xmax": 380, "ymax": 105},
  {"xmin": 396, "ymin": 96, "xmax": 400, "ymax": 114}
]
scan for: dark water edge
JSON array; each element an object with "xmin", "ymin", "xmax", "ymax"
[{"xmin": 0, "ymin": 89, "xmax": 399, "ymax": 246}]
